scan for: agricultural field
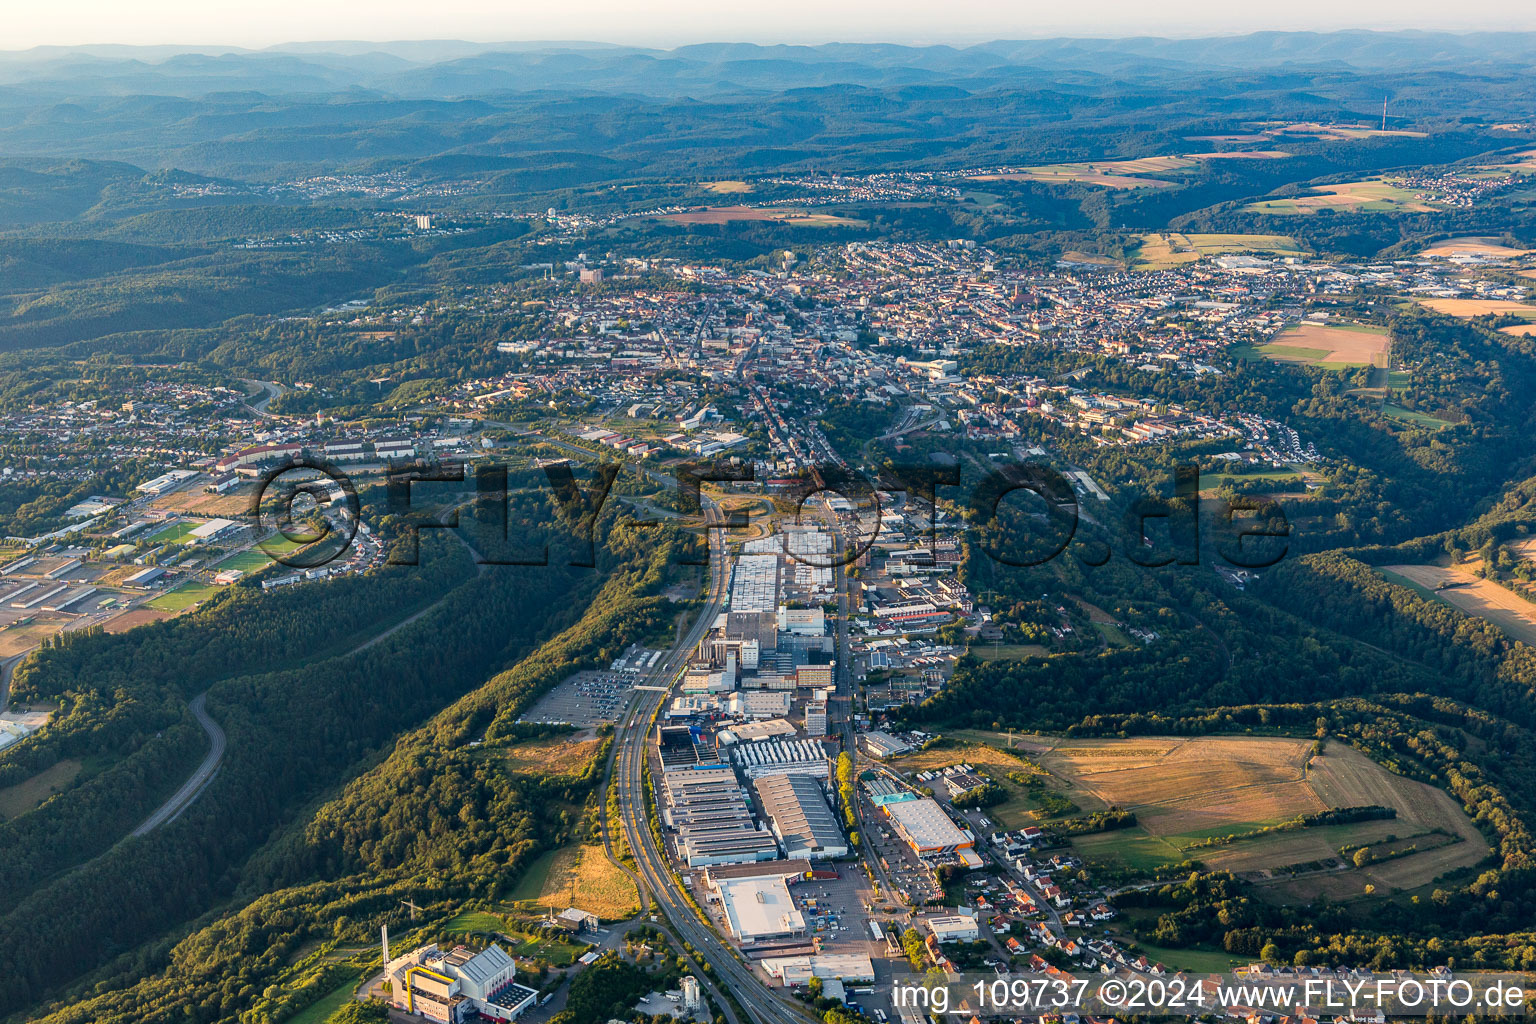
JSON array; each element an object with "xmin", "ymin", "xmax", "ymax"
[
  {"xmin": 1230, "ymin": 121, "xmax": 1427, "ymax": 142},
  {"xmin": 1382, "ymin": 405, "xmax": 1453, "ymax": 429},
  {"xmin": 973, "ymin": 152, "xmax": 1290, "ymax": 192},
  {"xmin": 1378, "ymin": 564, "xmax": 1536, "ymax": 646},
  {"xmin": 1246, "ymin": 178, "xmax": 1437, "ymax": 215},
  {"xmin": 1416, "ymin": 298, "xmax": 1536, "ymax": 320},
  {"xmin": 1026, "ymin": 735, "xmax": 1487, "ymax": 895},
  {"xmin": 702, "ymin": 180, "xmax": 753, "ymax": 193},
  {"xmin": 1130, "ymin": 232, "xmax": 1305, "ymax": 270},
  {"xmin": 659, "ymin": 205, "xmax": 865, "ymax": 227},
  {"xmin": 1239, "ymin": 322, "xmax": 1390, "ymax": 369},
  {"xmin": 1417, "ymin": 236, "xmax": 1533, "ymax": 259},
  {"xmin": 1491, "ymin": 149, "xmax": 1536, "ymax": 173}
]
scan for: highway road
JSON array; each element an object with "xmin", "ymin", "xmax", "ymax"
[
  {"xmin": 599, "ymin": 499, "xmax": 818, "ymax": 1024},
  {"xmin": 131, "ymin": 691, "xmax": 226, "ymax": 836}
]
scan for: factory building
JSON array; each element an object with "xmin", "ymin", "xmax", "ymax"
[
  {"xmin": 729, "ymin": 739, "xmax": 829, "ymax": 780},
  {"xmin": 711, "ymin": 874, "xmax": 807, "ymax": 945},
  {"xmin": 727, "ymin": 554, "xmax": 780, "ymax": 652},
  {"xmin": 859, "ymin": 731, "xmax": 912, "ymax": 759},
  {"xmin": 384, "ymin": 942, "xmax": 536, "ymax": 1022},
  {"xmin": 663, "ymin": 765, "xmax": 779, "ymax": 867},
  {"xmin": 753, "ymin": 775, "xmax": 847, "ymax": 860}
]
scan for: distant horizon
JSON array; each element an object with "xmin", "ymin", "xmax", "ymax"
[{"xmin": 6, "ymin": 3, "xmax": 1536, "ymax": 53}]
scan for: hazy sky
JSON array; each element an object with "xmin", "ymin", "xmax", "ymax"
[{"xmin": 7, "ymin": 0, "xmax": 1535, "ymax": 49}]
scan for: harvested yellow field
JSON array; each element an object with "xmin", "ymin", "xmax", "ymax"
[
  {"xmin": 1380, "ymin": 564, "xmax": 1536, "ymax": 646},
  {"xmin": 1247, "ymin": 179, "xmax": 1435, "ymax": 215},
  {"xmin": 1261, "ymin": 322, "xmax": 1390, "ymax": 368},
  {"xmin": 531, "ymin": 845, "xmax": 639, "ymax": 920},
  {"xmin": 703, "ymin": 180, "xmax": 753, "ymax": 193},
  {"xmin": 1418, "ymin": 298, "xmax": 1536, "ymax": 320},
  {"xmin": 1131, "ymin": 232, "xmax": 1305, "ymax": 270},
  {"xmin": 891, "ymin": 740, "xmax": 1040, "ymax": 778},
  {"xmin": 1500, "ymin": 325, "xmax": 1536, "ymax": 337},
  {"xmin": 1036, "ymin": 736, "xmax": 1487, "ymax": 889},
  {"xmin": 1039, "ymin": 736, "xmax": 1317, "ymax": 831},
  {"xmin": 1189, "ymin": 150, "xmax": 1292, "ymax": 160},
  {"xmin": 1418, "ymin": 236, "xmax": 1533, "ymax": 259}
]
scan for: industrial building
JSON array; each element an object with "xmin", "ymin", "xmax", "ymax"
[
  {"xmin": 124, "ymin": 566, "xmax": 168, "ymax": 589},
  {"xmin": 859, "ymin": 730, "xmax": 912, "ymax": 759},
  {"xmin": 711, "ymin": 874, "xmax": 806, "ymax": 945},
  {"xmin": 875, "ymin": 793, "xmax": 973, "ymax": 856},
  {"xmin": 752, "ymin": 775, "xmax": 847, "ymax": 860},
  {"xmin": 727, "ymin": 554, "xmax": 780, "ymax": 652},
  {"xmin": 729, "ymin": 739, "xmax": 829, "ymax": 780},
  {"xmin": 761, "ymin": 953, "xmax": 877, "ymax": 987},
  {"xmin": 662, "ymin": 765, "xmax": 779, "ymax": 867},
  {"xmin": 725, "ymin": 691, "xmax": 792, "ymax": 719},
  {"xmin": 384, "ymin": 942, "xmax": 537, "ymax": 1023}
]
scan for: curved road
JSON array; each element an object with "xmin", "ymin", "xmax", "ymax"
[
  {"xmin": 240, "ymin": 378, "xmax": 285, "ymax": 417},
  {"xmin": 131, "ymin": 692, "xmax": 226, "ymax": 836}
]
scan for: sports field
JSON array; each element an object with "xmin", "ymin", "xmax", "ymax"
[
  {"xmin": 147, "ymin": 582, "xmax": 217, "ymax": 611},
  {"xmin": 145, "ymin": 521, "xmax": 198, "ymax": 545},
  {"xmin": 1131, "ymin": 232, "xmax": 1305, "ymax": 269},
  {"xmin": 1246, "ymin": 179, "xmax": 1436, "ymax": 215},
  {"xmin": 1024, "ymin": 735, "xmax": 1487, "ymax": 891},
  {"xmin": 1241, "ymin": 322, "xmax": 1389, "ymax": 369},
  {"xmin": 1379, "ymin": 564, "xmax": 1536, "ymax": 646},
  {"xmin": 212, "ymin": 549, "xmax": 277, "ymax": 574}
]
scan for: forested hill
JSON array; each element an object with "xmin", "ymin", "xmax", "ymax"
[{"xmin": 0, "ymin": 482, "xmax": 698, "ymax": 1021}]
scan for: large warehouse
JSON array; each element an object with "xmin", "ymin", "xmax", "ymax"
[
  {"xmin": 753, "ymin": 775, "xmax": 847, "ymax": 860},
  {"xmin": 711, "ymin": 875, "xmax": 807, "ymax": 945},
  {"xmin": 663, "ymin": 765, "xmax": 780, "ymax": 867},
  {"xmin": 876, "ymin": 793, "xmax": 973, "ymax": 856}
]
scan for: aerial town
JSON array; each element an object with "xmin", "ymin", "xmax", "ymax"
[{"xmin": 4, "ymin": 226, "xmax": 1532, "ymax": 1023}]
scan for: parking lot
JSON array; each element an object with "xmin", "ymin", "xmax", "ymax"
[
  {"xmin": 862, "ymin": 794, "xmax": 943, "ymax": 903},
  {"xmin": 518, "ymin": 669, "xmax": 638, "ymax": 728}
]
